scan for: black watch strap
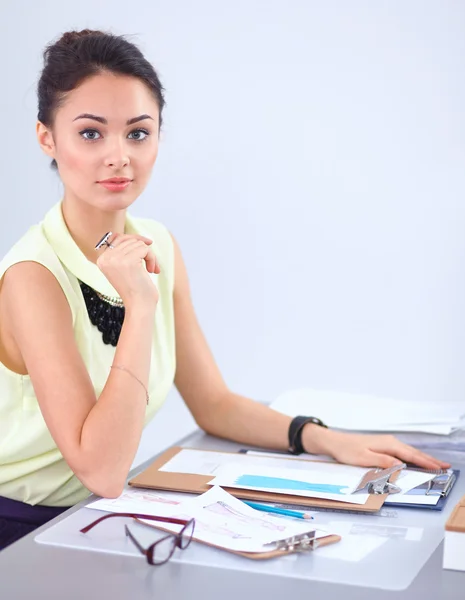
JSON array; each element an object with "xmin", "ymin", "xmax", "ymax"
[{"xmin": 288, "ymin": 415, "xmax": 328, "ymax": 455}]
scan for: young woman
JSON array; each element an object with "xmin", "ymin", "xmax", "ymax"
[{"xmin": 0, "ymin": 29, "xmax": 448, "ymax": 551}]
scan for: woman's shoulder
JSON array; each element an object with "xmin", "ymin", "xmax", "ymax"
[
  {"xmin": 0, "ymin": 224, "xmax": 48, "ymax": 264},
  {"xmin": 0, "ymin": 224, "xmax": 53, "ymax": 273}
]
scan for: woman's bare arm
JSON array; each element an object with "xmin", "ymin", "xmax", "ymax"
[
  {"xmin": 171, "ymin": 235, "xmax": 449, "ymax": 471},
  {"xmin": 1, "ymin": 261, "xmax": 155, "ymax": 497}
]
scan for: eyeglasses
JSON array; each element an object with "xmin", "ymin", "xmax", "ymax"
[{"xmin": 81, "ymin": 512, "xmax": 196, "ymax": 566}]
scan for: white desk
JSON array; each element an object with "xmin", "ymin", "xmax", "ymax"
[{"xmin": 1, "ymin": 430, "xmax": 464, "ymax": 600}]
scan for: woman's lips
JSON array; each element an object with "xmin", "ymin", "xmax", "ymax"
[{"xmin": 98, "ymin": 179, "xmax": 132, "ymax": 192}]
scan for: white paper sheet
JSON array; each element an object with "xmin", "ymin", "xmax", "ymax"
[
  {"xmin": 395, "ymin": 429, "xmax": 465, "ymax": 450},
  {"xmin": 384, "ymin": 494, "xmax": 440, "ymax": 506},
  {"xmin": 244, "ymin": 450, "xmax": 334, "ymax": 462},
  {"xmin": 160, "ymin": 448, "xmax": 370, "ymax": 498},
  {"xmin": 376, "ymin": 424, "xmax": 457, "ymax": 435},
  {"xmin": 382, "ymin": 470, "xmax": 440, "ymax": 505},
  {"xmin": 383, "ymin": 469, "xmax": 458, "ymax": 506},
  {"xmin": 315, "ymin": 521, "xmax": 424, "ymax": 562},
  {"xmin": 314, "ymin": 521, "xmax": 388, "ymax": 562},
  {"xmin": 87, "ymin": 488, "xmax": 192, "ymax": 516},
  {"xmin": 160, "ymin": 448, "xmax": 311, "ymax": 476},
  {"xmin": 139, "ymin": 486, "xmax": 330, "ymax": 553},
  {"xmin": 210, "ymin": 463, "xmax": 370, "ymax": 505},
  {"xmin": 270, "ymin": 389, "xmax": 465, "ymax": 434},
  {"xmin": 395, "ymin": 470, "xmax": 436, "ymax": 493}
]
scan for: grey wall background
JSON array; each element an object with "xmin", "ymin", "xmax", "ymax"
[{"xmin": 1, "ymin": 1, "xmax": 464, "ymax": 466}]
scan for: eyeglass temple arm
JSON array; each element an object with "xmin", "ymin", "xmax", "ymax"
[{"xmin": 80, "ymin": 512, "xmax": 189, "ymax": 534}]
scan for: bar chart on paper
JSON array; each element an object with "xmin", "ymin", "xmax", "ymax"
[
  {"xmin": 211, "ymin": 463, "xmax": 371, "ymax": 504},
  {"xmin": 233, "ymin": 475, "xmax": 347, "ymax": 495}
]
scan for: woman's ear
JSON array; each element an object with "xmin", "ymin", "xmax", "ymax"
[{"xmin": 36, "ymin": 121, "xmax": 56, "ymax": 160}]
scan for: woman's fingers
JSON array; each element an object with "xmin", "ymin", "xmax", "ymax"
[
  {"xmin": 102, "ymin": 236, "xmax": 160, "ymax": 274},
  {"xmin": 107, "ymin": 234, "xmax": 151, "ymax": 249},
  {"xmin": 121, "ymin": 234, "xmax": 153, "ymax": 244},
  {"xmin": 348, "ymin": 447, "xmax": 447, "ymax": 471},
  {"xmin": 389, "ymin": 444, "xmax": 450, "ymax": 470},
  {"xmin": 144, "ymin": 249, "xmax": 158, "ymax": 274},
  {"xmin": 364, "ymin": 451, "xmax": 403, "ymax": 469},
  {"xmin": 122, "ymin": 241, "xmax": 159, "ymax": 274},
  {"xmin": 98, "ymin": 233, "xmax": 153, "ymax": 249},
  {"xmin": 153, "ymin": 256, "xmax": 161, "ymax": 274},
  {"xmin": 370, "ymin": 437, "xmax": 450, "ymax": 470},
  {"xmin": 329, "ymin": 431, "xmax": 450, "ymax": 470}
]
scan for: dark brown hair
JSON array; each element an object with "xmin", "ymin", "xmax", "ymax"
[{"xmin": 37, "ymin": 29, "xmax": 166, "ymax": 168}]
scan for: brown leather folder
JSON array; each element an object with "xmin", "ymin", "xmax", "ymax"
[{"xmin": 129, "ymin": 446, "xmax": 392, "ymax": 512}]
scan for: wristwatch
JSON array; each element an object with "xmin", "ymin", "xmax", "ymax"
[{"xmin": 288, "ymin": 415, "xmax": 328, "ymax": 455}]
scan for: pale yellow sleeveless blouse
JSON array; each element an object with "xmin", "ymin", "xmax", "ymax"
[{"xmin": 0, "ymin": 202, "xmax": 176, "ymax": 506}]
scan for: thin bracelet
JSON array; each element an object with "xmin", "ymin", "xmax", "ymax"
[{"xmin": 110, "ymin": 365, "xmax": 149, "ymax": 405}]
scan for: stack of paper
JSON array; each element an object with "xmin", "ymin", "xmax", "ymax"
[
  {"xmin": 210, "ymin": 462, "xmax": 437, "ymax": 506},
  {"xmin": 270, "ymin": 389, "xmax": 465, "ymax": 442},
  {"xmin": 394, "ymin": 430, "xmax": 465, "ymax": 453},
  {"xmin": 153, "ymin": 447, "xmax": 437, "ymax": 508},
  {"xmin": 88, "ymin": 486, "xmax": 332, "ymax": 554},
  {"xmin": 211, "ymin": 462, "xmax": 372, "ymax": 504},
  {"xmin": 155, "ymin": 447, "xmax": 375, "ymax": 507}
]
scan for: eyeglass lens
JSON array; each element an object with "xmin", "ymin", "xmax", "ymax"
[
  {"xmin": 180, "ymin": 519, "xmax": 195, "ymax": 550},
  {"xmin": 150, "ymin": 534, "xmax": 177, "ymax": 565}
]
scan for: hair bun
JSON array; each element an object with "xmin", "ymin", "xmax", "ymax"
[{"xmin": 57, "ymin": 29, "xmax": 102, "ymax": 46}]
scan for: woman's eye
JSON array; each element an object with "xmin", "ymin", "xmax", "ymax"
[
  {"xmin": 128, "ymin": 129, "xmax": 150, "ymax": 141},
  {"xmin": 80, "ymin": 129, "xmax": 101, "ymax": 141},
  {"xmin": 78, "ymin": 128, "xmax": 149, "ymax": 142}
]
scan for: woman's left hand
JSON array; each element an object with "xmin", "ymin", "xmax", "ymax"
[{"xmin": 303, "ymin": 426, "xmax": 451, "ymax": 470}]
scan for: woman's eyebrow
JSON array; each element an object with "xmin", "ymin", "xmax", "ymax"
[
  {"xmin": 127, "ymin": 114, "xmax": 154, "ymax": 125},
  {"xmin": 72, "ymin": 113, "xmax": 154, "ymax": 125}
]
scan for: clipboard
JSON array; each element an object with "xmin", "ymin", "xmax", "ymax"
[
  {"xmin": 135, "ymin": 517, "xmax": 342, "ymax": 560},
  {"xmin": 129, "ymin": 446, "xmax": 398, "ymax": 513},
  {"xmin": 384, "ymin": 469, "xmax": 459, "ymax": 510}
]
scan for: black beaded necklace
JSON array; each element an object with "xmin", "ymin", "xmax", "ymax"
[{"xmin": 79, "ymin": 281, "xmax": 125, "ymax": 347}]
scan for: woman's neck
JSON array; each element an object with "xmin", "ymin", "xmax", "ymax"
[{"xmin": 61, "ymin": 198, "xmax": 127, "ymax": 264}]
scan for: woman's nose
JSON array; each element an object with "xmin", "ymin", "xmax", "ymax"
[{"xmin": 104, "ymin": 140, "xmax": 130, "ymax": 169}]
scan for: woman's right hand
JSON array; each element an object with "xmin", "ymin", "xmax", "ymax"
[{"xmin": 95, "ymin": 233, "xmax": 160, "ymax": 307}]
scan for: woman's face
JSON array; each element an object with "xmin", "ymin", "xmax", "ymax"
[{"xmin": 37, "ymin": 72, "xmax": 160, "ymax": 211}]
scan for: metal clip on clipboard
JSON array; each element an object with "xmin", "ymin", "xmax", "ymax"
[
  {"xmin": 264, "ymin": 530, "xmax": 319, "ymax": 553},
  {"xmin": 353, "ymin": 463, "xmax": 406, "ymax": 495},
  {"xmin": 425, "ymin": 471, "xmax": 456, "ymax": 497},
  {"xmin": 402, "ymin": 465, "xmax": 457, "ymax": 498}
]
